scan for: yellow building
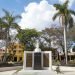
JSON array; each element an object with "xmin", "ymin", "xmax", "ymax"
[
  {"xmin": 0, "ymin": 49, "xmax": 5, "ymax": 62},
  {"xmin": 7, "ymin": 42, "xmax": 24, "ymax": 62}
]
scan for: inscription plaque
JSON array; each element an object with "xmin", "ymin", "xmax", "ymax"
[{"xmin": 34, "ymin": 53, "xmax": 42, "ymax": 70}]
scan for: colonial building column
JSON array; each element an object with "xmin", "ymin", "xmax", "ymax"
[
  {"xmin": 23, "ymin": 51, "xmax": 26, "ymax": 70},
  {"xmin": 49, "ymin": 51, "xmax": 52, "ymax": 70}
]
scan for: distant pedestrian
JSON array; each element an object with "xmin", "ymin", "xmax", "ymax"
[
  {"xmin": 55, "ymin": 65, "xmax": 64, "ymax": 74},
  {"xmin": 56, "ymin": 65, "xmax": 60, "ymax": 74}
]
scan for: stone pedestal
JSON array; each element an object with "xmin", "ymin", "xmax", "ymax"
[{"xmin": 23, "ymin": 51, "xmax": 52, "ymax": 70}]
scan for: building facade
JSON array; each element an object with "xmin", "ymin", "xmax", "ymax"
[
  {"xmin": 7, "ymin": 42, "xmax": 24, "ymax": 62},
  {"xmin": 0, "ymin": 49, "xmax": 5, "ymax": 62}
]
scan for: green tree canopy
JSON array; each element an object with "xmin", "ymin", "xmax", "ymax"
[{"xmin": 17, "ymin": 29, "xmax": 41, "ymax": 51}]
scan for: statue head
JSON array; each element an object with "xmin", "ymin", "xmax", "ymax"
[{"xmin": 34, "ymin": 40, "xmax": 41, "ymax": 52}]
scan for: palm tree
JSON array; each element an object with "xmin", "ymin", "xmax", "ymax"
[
  {"xmin": 2, "ymin": 9, "xmax": 21, "ymax": 62},
  {"xmin": 2, "ymin": 9, "xmax": 21, "ymax": 32},
  {"xmin": 53, "ymin": 0, "xmax": 75, "ymax": 64}
]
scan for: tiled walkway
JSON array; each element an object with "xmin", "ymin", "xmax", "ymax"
[
  {"xmin": 0, "ymin": 66, "xmax": 75, "ymax": 75},
  {"xmin": 0, "ymin": 69, "xmax": 75, "ymax": 75}
]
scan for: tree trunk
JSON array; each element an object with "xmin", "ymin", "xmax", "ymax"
[
  {"xmin": 3, "ymin": 28, "xmax": 9, "ymax": 62},
  {"xmin": 61, "ymin": 15, "xmax": 67, "ymax": 64},
  {"xmin": 64, "ymin": 25, "xmax": 67, "ymax": 64}
]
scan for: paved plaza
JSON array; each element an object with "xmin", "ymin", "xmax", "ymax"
[
  {"xmin": 0, "ymin": 66, "xmax": 75, "ymax": 75},
  {"xmin": 0, "ymin": 69, "xmax": 75, "ymax": 75}
]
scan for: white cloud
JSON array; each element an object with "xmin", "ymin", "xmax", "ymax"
[
  {"xmin": 18, "ymin": 0, "xmax": 58, "ymax": 31},
  {"xmin": 59, "ymin": 0, "xmax": 74, "ymax": 8}
]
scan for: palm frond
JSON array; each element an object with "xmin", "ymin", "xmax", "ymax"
[
  {"xmin": 0, "ymin": 18, "xmax": 8, "ymax": 28},
  {"xmin": 14, "ymin": 15, "xmax": 21, "ymax": 19},
  {"xmin": 13, "ymin": 15, "xmax": 21, "ymax": 22},
  {"xmin": 53, "ymin": 12, "xmax": 60, "ymax": 21},
  {"xmin": 2, "ymin": 9, "xmax": 10, "ymax": 17},
  {"xmin": 69, "ymin": 10, "xmax": 75, "ymax": 15},
  {"xmin": 54, "ymin": 4, "xmax": 61, "ymax": 10},
  {"xmin": 0, "ymin": 18, "xmax": 3, "ymax": 24},
  {"xmin": 11, "ymin": 23, "xmax": 21, "ymax": 30},
  {"xmin": 63, "ymin": 0, "xmax": 69, "ymax": 7}
]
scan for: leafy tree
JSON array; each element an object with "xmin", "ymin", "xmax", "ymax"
[
  {"xmin": 53, "ymin": 0, "xmax": 75, "ymax": 64},
  {"xmin": 17, "ymin": 29, "xmax": 40, "ymax": 51},
  {"xmin": 1, "ymin": 9, "xmax": 21, "ymax": 62},
  {"xmin": 40, "ymin": 27, "xmax": 64, "ymax": 61},
  {"xmin": 68, "ymin": 26, "xmax": 75, "ymax": 42},
  {"xmin": 42, "ymin": 27, "xmax": 64, "ymax": 49}
]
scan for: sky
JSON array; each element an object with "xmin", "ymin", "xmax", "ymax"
[{"xmin": 0, "ymin": 0, "xmax": 75, "ymax": 31}]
